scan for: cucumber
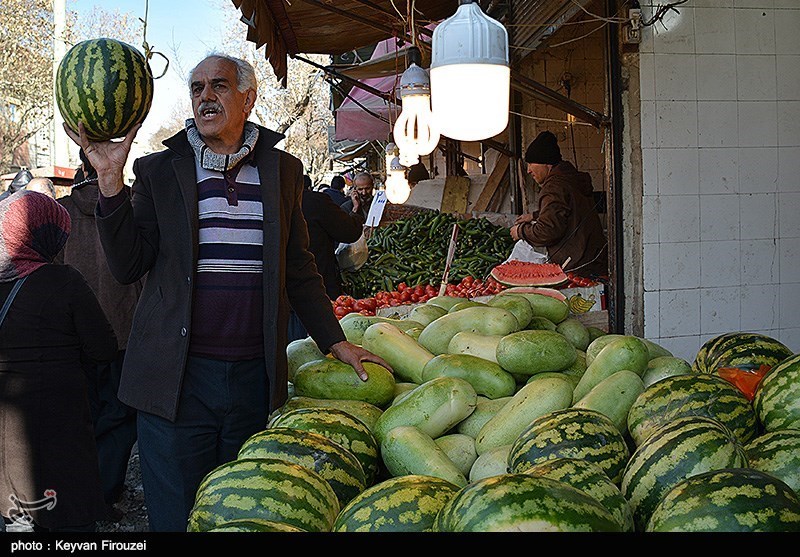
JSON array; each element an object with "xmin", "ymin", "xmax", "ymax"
[
  {"xmin": 455, "ymin": 396, "xmax": 512, "ymax": 438},
  {"xmin": 572, "ymin": 336, "xmax": 650, "ymax": 404},
  {"xmin": 421, "ymin": 354, "xmax": 516, "ymax": 399},
  {"xmin": 381, "ymin": 426, "xmax": 468, "ymax": 487},
  {"xmin": 474, "ymin": 376, "xmax": 574, "ymax": 455},
  {"xmin": 468, "ymin": 445, "xmax": 512, "ymax": 483},
  {"xmin": 361, "ymin": 322, "xmax": 435, "ymax": 384},
  {"xmin": 447, "ymin": 332, "xmax": 504, "ymax": 364},
  {"xmin": 434, "ymin": 433, "xmax": 478, "ymax": 478},
  {"xmin": 487, "ymin": 294, "xmax": 533, "ymax": 329},
  {"xmin": 418, "ymin": 306, "xmax": 520, "ymax": 356},
  {"xmin": 373, "ymin": 376, "xmax": 478, "ymax": 444},
  {"xmin": 572, "ymin": 370, "xmax": 645, "ymax": 433}
]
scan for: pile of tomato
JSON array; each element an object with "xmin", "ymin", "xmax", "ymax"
[
  {"xmin": 332, "ymin": 276, "xmax": 508, "ymax": 319},
  {"xmin": 565, "ymin": 271, "xmax": 602, "ymax": 288}
]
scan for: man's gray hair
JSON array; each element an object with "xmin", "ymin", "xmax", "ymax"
[
  {"xmin": 188, "ymin": 53, "xmax": 258, "ymax": 95},
  {"xmin": 353, "ymin": 172, "xmax": 374, "ymax": 185}
]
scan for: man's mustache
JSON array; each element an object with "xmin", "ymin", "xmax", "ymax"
[{"xmin": 198, "ymin": 102, "xmax": 222, "ymax": 113}]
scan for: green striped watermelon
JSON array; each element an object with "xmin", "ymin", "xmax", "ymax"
[
  {"xmin": 269, "ymin": 396, "xmax": 384, "ymax": 432},
  {"xmin": 207, "ymin": 519, "xmax": 306, "ymax": 532},
  {"xmin": 646, "ymin": 468, "xmax": 800, "ymax": 532},
  {"xmin": 693, "ymin": 332, "xmax": 792, "ymax": 375},
  {"xmin": 267, "ymin": 407, "xmax": 380, "ymax": 485},
  {"xmin": 56, "ymin": 38, "xmax": 154, "ymax": 141},
  {"xmin": 187, "ymin": 458, "xmax": 340, "ymax": 532},
  {"xmin": 523, "ymin": 457, "xmax": 634, "ymax": 532},
  {"xmin": 332, "ymin": 475, "xmax": 460, "ymax": 532},
  {"xmin": 508, "ymin": 408, "xmax": 630, "ymax": 484},
  {"xmin": 626, "ymin": 373, "xmax": 758, "ymax": 447},
  {"xmin": 745, "ymin": 429, "xmax": 800, "ymax": 494},
  {"xmin": 237, "ymin": 427, "xmax": 366, "ymax": 507},
  {"xmin": 433, "ymin": 473, "xmax": 622, "ymax": 532},
  {"xmin": 753, "ymin": 353, "xmax": 800, "ymax": 431},
  {"xmin": 621, "ymin": 416, "xmax": 748, "ymax": 531}
]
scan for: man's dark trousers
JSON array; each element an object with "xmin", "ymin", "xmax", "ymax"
[{"xmin": 136, "ymin": 356, "xmax": 270, "ymax": 532}]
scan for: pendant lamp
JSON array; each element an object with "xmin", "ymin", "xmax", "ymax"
[
  {"xmin": 393, "ymin": 47, "xmax": 440, "ymax": 167},
  {"xmin": 430, "ymin": 0, "xmax": 510, "ymax": 141},
  {"xmin": 384, "ymin": 155, "xmax": 410, "ymax": 204}
]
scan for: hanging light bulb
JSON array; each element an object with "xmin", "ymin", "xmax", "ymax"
[
  {"xmin": 393, "ymin": 47, "xmax": 440, "ymax": 168},
  {"xmin": 385, "ymin": 142, "xmax": 399, "ymax": 172},
  {"xmin": 384, "ymin": 156, "xmax": 410, "ymax": 204},
  {"xmin": 430, "ymin": 0, "xmax": 510, "ymax": 141}
]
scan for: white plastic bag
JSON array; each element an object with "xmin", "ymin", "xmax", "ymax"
[
  {"xmin": 336, "ymin": 233, "xmax": 369, "ymax": 272},
  {"xmin": 505, "ymin": 240, "xmax": 547, "ymax": 264}
]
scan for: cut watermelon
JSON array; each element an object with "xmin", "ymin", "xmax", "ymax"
[
  {"xmin": 489, "ymin": 261, "xmax": 568, "ymax": 288},
  {"xmin": 501, "ymin": 286, "xmax": 567, "ymax": 301}
]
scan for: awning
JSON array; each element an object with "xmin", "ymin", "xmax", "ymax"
[{"xmin": 230, "ymin": 0, "xmax": 457, "ymax": 84}]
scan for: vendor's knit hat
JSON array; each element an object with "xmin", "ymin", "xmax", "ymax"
[
  {"xmin": 0, "ymin": 190, "xmax": 71, "ymax": 282},
  {"xmin": 524, "ymin": 131, "xmax": 562, "ymax": 165}
]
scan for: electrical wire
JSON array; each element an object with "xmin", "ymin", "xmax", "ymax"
[
  {"xmin": 641, "ymin": 0, "xmax": 690, "ymax": 27},
  {"xmin": 509, "ymin": 111, "xmax": 593, "ymax": 126},
  {"xmin": 569, "ymin": 0, "xmax": 630, "ymax": 23}
]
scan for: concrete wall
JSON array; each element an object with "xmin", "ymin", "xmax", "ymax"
[{"xmin": 638, "ymin": 0, "xmax": 800, "ymax": 361}]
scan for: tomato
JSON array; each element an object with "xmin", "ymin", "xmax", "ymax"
[
  {"xmin": 414, "ymin": 285, "xmax": 425, "ymax": 296},
  {"xmin": 363, "ymin": 298, "xmax": 377, "ymax": 311},
  {"xmin": 397, "ymin": 282, "xmax": 407, "ymax": 291},
  {"xmin": 400, "ymin": 290, "xmax": 412, "ymax": 303},
  {"xmin": 334, "ymin": 306, "xmax": 350, "ymax": 318},
  {"xmin": 410, "ymin": 293, "xmax": 420, "ymax": 303}
]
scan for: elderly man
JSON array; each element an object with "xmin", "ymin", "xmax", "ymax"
[
  {"xmin": 340, "ymin": 171, "xmax": 374, "ymax": 221},
  {"xmin": 65, "ymin": 53, "xmax": 389, "ymax": 532},
  {"xmin": 510, "ymin": 130, "xmax": 608, "ymax": 278}
]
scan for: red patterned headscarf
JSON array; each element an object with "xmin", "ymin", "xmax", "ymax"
[{"xmin": 0, "ymin": 190, "xmax": 71, "ymax": 282}]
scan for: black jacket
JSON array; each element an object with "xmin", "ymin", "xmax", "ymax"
[
  {"xmin": 302, "ymin": 189, "xmax": 364, "ymax": 299},
  {"xmin": 96, "ymin": 125, "xmax": 346, "ymax": 420}
]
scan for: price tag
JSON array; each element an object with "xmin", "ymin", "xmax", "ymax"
[{"xmin": 365, "ymin": 190, "xmax": 387, "ymax": 227}]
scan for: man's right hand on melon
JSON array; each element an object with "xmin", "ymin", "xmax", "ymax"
[{"xmin": 63, "ymin": 121, "xmax": 140, "ymax": 198}]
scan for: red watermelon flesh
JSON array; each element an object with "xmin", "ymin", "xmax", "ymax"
[
  {"xmin": 490, "ymin": 260, "xmax": 568, "ymax": 288},
  {"xmin": 501, "ymin": 286, "xmax": 567, "ymax": 301}
]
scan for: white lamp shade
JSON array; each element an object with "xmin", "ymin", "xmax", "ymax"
[
  {"xmin": 385, "ymin": 170, "xmax": 410, "ymax": 204},
  {"xmin": 393, "ymin": 94, "xmax": 439, "ymax": 162},
  {"xmin": 431, "ymin": 1, "xmax": 510, "ymax": 142}
]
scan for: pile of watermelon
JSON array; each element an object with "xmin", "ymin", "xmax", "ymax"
[{"xmin": 188, "ymin": 295, "xmax": 800, "ymax": 532}]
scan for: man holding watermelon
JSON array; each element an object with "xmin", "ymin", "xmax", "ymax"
[{"xmin": 64, "ymin": 53, "xmax": 389, "ymax": 532}]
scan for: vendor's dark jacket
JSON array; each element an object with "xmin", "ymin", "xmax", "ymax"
[
  {"xmin": 95, "ymin": 125, "xmax": 345, "ymax": 421},
  {"xmin": 302, "ymin": 189, "xmax": 364, "ymax": 300},
  {"xmin": 518, "ymin": 161, "xmax": 608, "ymax": 277}
]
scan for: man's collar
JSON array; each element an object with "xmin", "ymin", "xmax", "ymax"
[{"xmin": 162, "ymin": 123, "xmax": 285, "ymax": 157}]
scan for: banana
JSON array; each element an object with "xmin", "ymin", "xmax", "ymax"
[{"xmin": 568, "ymin": 293, "xmax": 596, "ymax": 314}]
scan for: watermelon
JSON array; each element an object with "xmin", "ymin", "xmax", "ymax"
[
  {"xmin": 745, "ymin": 429, "xmax": 800, "ymax": 494},
  {"xmin": 753, "ymin": 352, "xmax": 800, "ymax": 431},
  {"xmin": 646, "ymin": 468, "xmax": 800, "ymax": 532},
  {"xmin": 620, "ymin": 416, "xmax": 748, "ymax": 531},
  {"xmin": 237, "ymin": 427, "xmax": 367, "ymax": 506},
  {"xmin": 626, "ymin": 373, "xmax": 759, "ymax": 447},
  {"xmin": 332, "ymin": 475, "xmax": 460, "ymax": 532},
  {"xmin": 523, "ymin": 457, "xmax": 634, "ymax": 532},
  {"xmin": 56, "ymin": 38, "xmax": 154, "ymax": 142},
  {"xmin": 207, "ymin": 519, "xmax": 306, "ymax": 532},
  {"xmin": 508, "ymin": 408, "xmax": 630, "ymax": 484},
  {"xmin": 489, "ymin": 260, "xmax": 568, "ymax": 287},
  {"xmin": 267, "ymin": 407, "xmax": 380, "ymax": 485},
  {"xmin": 187, "ymin": 458, "xmax": 340, "ymax": 532},
  {"xmin": 269, "ymin": 396, "xmax": 384, "ymax": 432},
  {"xmin": 433, "ymin": 473, "xmax": 622, "ymax": 532},
  {"xmin": 693, "ymin": 332, "xmax": 792, "ymax": 375}
]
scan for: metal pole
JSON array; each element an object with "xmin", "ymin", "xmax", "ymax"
[{"xmin": 52, "ymin": 0, "xmax": 69, "ymax": 169}]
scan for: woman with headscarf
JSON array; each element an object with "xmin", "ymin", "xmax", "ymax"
[{"xmin": 0, "ymin": 190, "xmax": 118, "ymax": 532}]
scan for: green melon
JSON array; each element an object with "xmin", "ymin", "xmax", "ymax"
[
  {"xmin": 745, "ymin": 429, "xmax": 800, "ymax": 494},
  {"xmin": 693, "ymin": 332, "xmax": 792, "ymax": 374},
  {"xmin": 56, "ymin": 38, "xmax": 154, "ymax": 141},
  {"xmin": 753, "ymin": 352, "xmax": 800, "ymax": 431}
]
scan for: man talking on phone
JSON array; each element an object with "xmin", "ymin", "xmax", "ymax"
[{"xmin": 340, "ymin": 172, "xmax": 374, "ymax": 221}]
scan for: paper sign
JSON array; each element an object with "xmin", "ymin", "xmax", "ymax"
[{"xmin": 365, "ymin": 190, "xmax": 388, "ymax": 227}]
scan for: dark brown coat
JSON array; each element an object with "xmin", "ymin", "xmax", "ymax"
[
  {"xmin": 518, "ymin": 161, "xmax": 608, "ymax": 277},
  {"xmin": 58, "ymin": 183, "xmax": 144, "ymax": 349},
  {"xmin": 95, "ymin": 126, "xmax": 345, "ymax": 421},
  {"xmin": 0, "ymin": 265, "xmax": 117, "ymax": 529}
]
